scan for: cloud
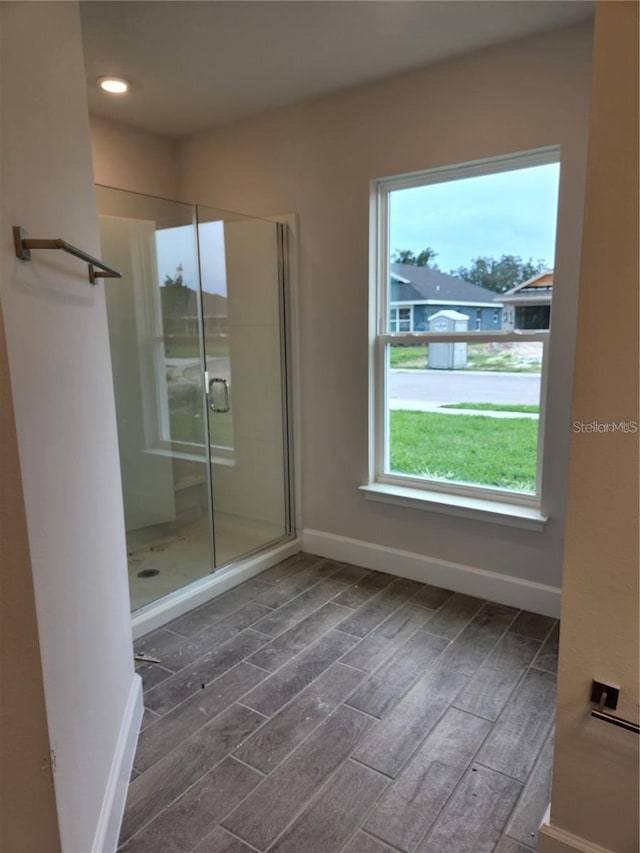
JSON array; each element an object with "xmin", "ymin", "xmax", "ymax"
[{"xmin": 389, "ymin": 162, "xmax": 560, "ymax": 270}]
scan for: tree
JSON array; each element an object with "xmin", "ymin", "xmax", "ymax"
[
  {"xmin": 161, "ymin": 264, "xmax": 192, "ymax": 322},
  {"xmin": 391, "ymin": 247, "xmax": 438, "ymax": 267},
  {"xmin": 164, "ymin": 263, "xmax": 186, "ymax": 289},
  {"xmin": 451, "ymin": 255, "xmax": 548, "ymax": 293}
]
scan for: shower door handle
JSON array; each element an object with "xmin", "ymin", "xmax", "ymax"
[{"xmin": 208, "ymin": 377, "xmax": 230, "ymax": 413}]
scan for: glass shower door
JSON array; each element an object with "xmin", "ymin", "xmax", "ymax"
[
  {"xmin": 198, "ymin": 207, "xmax": 290, "ymax": 566},
  {"xmin": 97, "ymin": 187, "xmax": 215, "ymax": 610},
  {"xmin": 97, "ymin": 187, "xmax": 292, "ymax": 613}
]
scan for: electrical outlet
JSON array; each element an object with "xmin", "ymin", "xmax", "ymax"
[{"xmin": 590, "ymin": 680, "xmax": 619, "ymax": 710}]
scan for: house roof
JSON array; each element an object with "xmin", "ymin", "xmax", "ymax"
[
  {"xmin": 390, "ymin": 264, "xmax": 499, "ymax": 306},
  {"xmin": 497, "ymin": 270, "xmax": 554, "ymax": 305}
]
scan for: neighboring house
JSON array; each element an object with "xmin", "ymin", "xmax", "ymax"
[
  {"xmin": 497, "ymin": 269, "xmax": 553, "ymax": 330},
  {"xmin": 390, "ymin": 263, "xmax": 502, "ymax": 331},
  {"xmin": 161, "ymin": 287, "xmax": 228, "ymax": 337}
]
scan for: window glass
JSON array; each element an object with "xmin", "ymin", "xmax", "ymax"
[{"xmin": 375, "ymin": 153, "xmax": 560, "ymax": 503}]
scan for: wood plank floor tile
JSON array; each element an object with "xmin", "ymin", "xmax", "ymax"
[
  {"xmin": 364, "ymin": 708, "xmax": 491, "ymax": 852},
  {"xmin": 331, "ymin": 570, "xmax": 396, "ymax": 609},
  {"xmin": 353, "ymin": 661, "xmax": 468, "ymax": 778},
  {"xmin": 329, "ymin": 564, "xmax": 374, "ymax": 585},
  {"xmin": 158, "ymin": 602, "xmax": 273, "ymax": 671},
  {"xmin": 192, "ymin": 827, "xmax": 256, "ymax": 853},
  {"xmin": 344, "ymin": 833, "xmax": 398, "ymax": 853},
  {"xmin": 122, "ymin": 555, "xmax": 561, "ymax": 853},
  {"xmin": 140, "ymin": 708, "xmax": 160, "ymax": 732},
  {"xmin": 134, "ymin": 662, "xmax": 267, "ymax": 773},
  {"xmin": 120, "ymin": 757, "xmax": 261, "ymax": 853},
  {"xmin": 410, "ymin": 583, "xmax": 455, "ymax": 611},
  {"xmin": 453, "ymin": 633, "xmax": 541, "ymax": 722},
  {"xmin": 418, "ymin": 764, "xmax": 522, "ymax": 853},
  {"xmin": 222, "ymin": 706, "xmax": 374, "ymax": 851},
  {"xmin": 341, "ymin": 603, "xmax": 432, "ymax": 673},
  {"xmin": 134, "ymin": 628, "xmax": 187, "ymax": 668},
  {"xmin": 421, "ymin": 593, "xmax": 486, "ymax": 640},
  {"xmin": 258, "ymin": 553, "xmax": 320, "ymax": 584},
  {"xmin": 346, "ymin": 630, "xmax": 449, "ymax": 719},
  {"xmin": 120, "ymin": 704, "xmax": 265, "ymax": 843},
  {"xmin": 234, "ymin": 662, "xmax": 365, "ymax": 773},
  {"xmin": 240, "ymin": 629, "xmax": 358, "ymax": 717},
  {"xmin": 532, "ymin": 623, "xmax": 559, "ymax": 673},
  {"xmin": 135, "ymin": 662, "xmax": 173, "ymax": 693},
  {"xmin": 337, "ymin": 578, "xmax": 424, "ymax": 638},
  {"xmin": 504, "ymin": 730, "xmax": 554, "ymax": 848},
  {"xmin": 144, "ymin": 629, "xmax": 269, "ymax": 716},
  {"xmin": 167, "ymin": 579, "xmax": 274, "ymax": 637},
  {"xmin": 251, "ymin": 579, "xmax": 346, "ymax": 637},
  {"xmin": 510, "ymin": 611, "xmax": 556, "ymax": 642},
  {"xmin": 493, "ymin": 837, "xmax": 536, "ymax": 853},
  {"xmin": 439, "ymin": 602, "xmax": 518, "ymax": 677},
  {"xmin": 269, "ymin": 759, "xmax": 388, "ymax": 853},
  {"xmin": 253, "ymin": 560, "xmax": 343, "ymax": 609},
  {"xmin": 248, "ymin": 602, "xmax": 352, "ymax": 671},
  {"xmin": 475, "ymin": 668, "xmax": 556, "ymax": 781}
]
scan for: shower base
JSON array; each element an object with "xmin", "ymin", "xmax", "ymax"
[{"xmin": 127, "ymin": 513, "xmax": 283, "ymax": 611}]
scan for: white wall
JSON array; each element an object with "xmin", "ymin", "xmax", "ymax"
[
  {"xmin": 0, "ymin": 300, "xmax": 61, "ymax": 852},
  {"xmin": 90, "ymin": 115, "xmax": 179, "ymax": 200},
  {"xmin": 177, "ymin": 23, "xmax": 594, "ymax": 597},
  {"xmin": 540, "ymin": 4, "xmax": 639, "ymax": 851},
  {"xmin": 1, "ymin": 4, "xmax": 140, "ymax": 851}
]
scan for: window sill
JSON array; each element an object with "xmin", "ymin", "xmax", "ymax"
[
  {"xmin": 144, "ymin": 446, "xmax": 236, "ymax": 467},
  {"xmin": 359, "ymin": 483, "xmax": 548, "ymax": 531}
]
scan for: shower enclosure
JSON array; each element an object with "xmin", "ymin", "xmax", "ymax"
[{"xmin": 96, "ymin": 186, "xmax": 293, "ymax": 612}]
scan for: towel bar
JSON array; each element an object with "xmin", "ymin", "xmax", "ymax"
[{"xmin": 13, "ymin": 225, "xmax": 122, "ymax": 285}]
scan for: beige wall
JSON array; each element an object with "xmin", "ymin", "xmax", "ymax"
[
  {"xmin": 0, "ymin": 300, "xmax": 60, "ymax": 852},
  {"xmin": 177, "ymin": 23, "xmax": 594, "ymax": 591},
  {"xmin": 1, "ymin": 4, "xmax": 138, "ymax": 850},
  {"xmin": 90, "ymin": 115, "xmax": 179, "ymax": 199},
  {"xmin": 540, "ymin": 4, "xmax": 639, "ymax": 852}
]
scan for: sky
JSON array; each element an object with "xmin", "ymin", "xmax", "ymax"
[
  {"xmin": 155, "ymin": 161, "xmax": 561, "ymax": 293},
  {"xmin": 156, "ymin": 221, "xmax": 227, "ymax": 295},
  {"xmin": 389, "ymin": 162, "xmax": 561, "ymax": 273}
]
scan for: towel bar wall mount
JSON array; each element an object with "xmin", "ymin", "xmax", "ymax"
[
  {"xmin": 13, "ymin": 226, "xmax": 122, "ymax": 285},
  {"xmin": 590, "ymin": 680, "xmax": 640, "ymax": 735}
]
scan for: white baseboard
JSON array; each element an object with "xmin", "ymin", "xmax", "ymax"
[
  {"xmin": 538, "ymin": 822, "xmax": 613, "ymax": 852},
  {"xmin": 302, "ymin": 529, "xmax": 561, "ymax": 617},
  {"xmin": 132, "ymin": 536, "xmax": 301, "ymax": 639},
  {"xmin": 91, "ymin": 673, "xmax": 143, "ymax": 853}
]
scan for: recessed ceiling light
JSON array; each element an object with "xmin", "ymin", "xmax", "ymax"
[{"xmin": 98, "ymin": 76, "xmax": 130, "ymax": 94}]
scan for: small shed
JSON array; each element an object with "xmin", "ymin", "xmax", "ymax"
[{"xmin": 427, "ymin": 310, "xmax": 469, "ymax": 369}]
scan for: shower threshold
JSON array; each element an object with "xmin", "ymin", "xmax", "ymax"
[{"xmin": 130, "ymin": 529, "xmax": 300, "ymax": 640}]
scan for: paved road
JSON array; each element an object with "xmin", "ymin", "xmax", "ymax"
[{"xmin": 389, "ymin": 369, "xmax": 541, "ymax": 405}]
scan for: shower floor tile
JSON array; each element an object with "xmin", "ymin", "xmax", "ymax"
[
  {"xmin": 121, "ymin": 553, "xmax": 557, "ymax": 853},
  {"xmin": 128, "ymin": 514, "xmax": 284, "ymax": 611}
]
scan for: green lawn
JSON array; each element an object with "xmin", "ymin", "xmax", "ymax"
[
  {"xmin": 164, "ymin": 338, "xmax": 230, "ymax": 359},
  {"xmin": 168, "ymin": 387, "xmax": 234, "ymax": 447},
  {"xmin": 390, "ymin": 410, "xmax": 538, "ymax": 491},
  {"xmin": 389, "ymin": 344, "xmax": 541, "ymax": 373},
  {"xmin": 440, "ymin": 402, "xmax": 539, "ymax": 414}
]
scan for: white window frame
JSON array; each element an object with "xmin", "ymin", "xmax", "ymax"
[
  {"xmin": 389, "ymin": 304, "xmax": 414, "ymax": 332},
  {"xmin": 364, "ymin": 147, "xmax": 560, "ymax": 529}
]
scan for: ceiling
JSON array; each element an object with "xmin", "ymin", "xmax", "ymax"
[{"xmin": 81, "ymin": 1, "xmax": 594, "ymax": 139}]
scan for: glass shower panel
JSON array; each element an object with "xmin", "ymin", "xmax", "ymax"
[
  {"xmin": 198, "ymin": 207, "xmax": 289, "ymax": 566},
  {"xmin": 96, "ymin": 186, "xmax": 215, "ymax": 610}
]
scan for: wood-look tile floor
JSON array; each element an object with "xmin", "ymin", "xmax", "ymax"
[{"xmin": 123, "ymin": 553, "xmax": 559, "ymax": 853}]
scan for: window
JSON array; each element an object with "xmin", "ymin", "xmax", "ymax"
[
  {"xmin": 390, "ymin": 306, "xmax": 413, "ymax": 332},
  {"xmin": 366, "ymin": 148, "xmax": 560, "ymax": 522}
]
